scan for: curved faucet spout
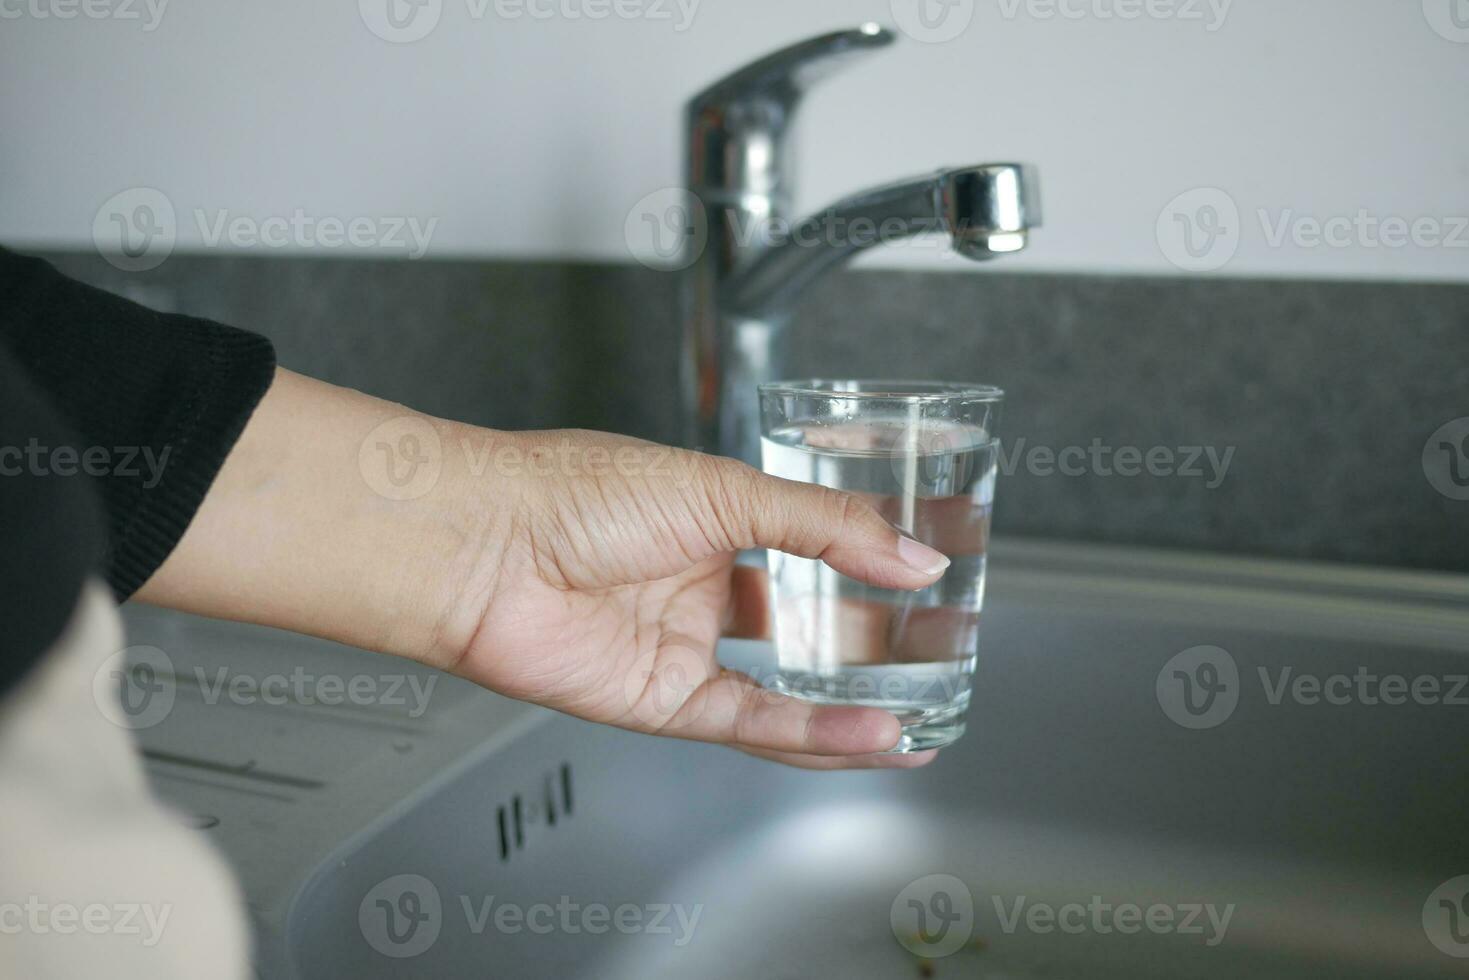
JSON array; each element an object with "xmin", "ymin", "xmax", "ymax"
[
  {"xmin": 679, "ymin": 26, "xmax": 1040, "ymax": 465},
  {"xmin": 724, "ymin": 164, "xmax": 1040, "ymax": 322}
]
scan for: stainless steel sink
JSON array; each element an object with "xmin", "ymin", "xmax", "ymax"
[{"xmin": 119, "ymin": 540, "xmax": 1469, "ymax": 978}]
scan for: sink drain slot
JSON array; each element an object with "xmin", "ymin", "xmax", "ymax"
[{"xmin": 496, "ymin": 763, "xmax": 573, "ymax": 862}]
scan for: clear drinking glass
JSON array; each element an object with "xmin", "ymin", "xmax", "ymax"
[{"xmin": 758, "ymin": 380, "xmax": 1002, "ymax": 752}]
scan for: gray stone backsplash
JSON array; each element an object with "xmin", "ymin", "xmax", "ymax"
[{"xmin": 34, "ymin": 251, "xmax": 1469, "ymax": 575}]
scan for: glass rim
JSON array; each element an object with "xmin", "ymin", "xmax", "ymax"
[{"xmin": 758, "ymin": 379, "xmax": 1005, "ymax": 403}]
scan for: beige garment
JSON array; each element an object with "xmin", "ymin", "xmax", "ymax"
[{"xmin": 0, "ymin": 581, "xmax": 250, "ymax": 980}]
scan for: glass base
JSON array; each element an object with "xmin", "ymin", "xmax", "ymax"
[
  {"xmin": 768, "ymin": 671, "xmax": 970, "ymax": 754},
  {"xmin": 888, "ymin": 713, "xmax": 967, "ymax": 754}
]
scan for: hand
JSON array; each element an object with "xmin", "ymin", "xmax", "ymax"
[
  {"xmin": 447, "ymin": 428, "xmax": 952, "ymax": 769},
  {"xmin": 138, "ymin": 371, "xmax": 952, "ymax": 770}
]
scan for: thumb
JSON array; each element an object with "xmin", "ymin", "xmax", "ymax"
[{"xmin": 699, "ymin": 456, "xmax": 951, "ymax": 591}]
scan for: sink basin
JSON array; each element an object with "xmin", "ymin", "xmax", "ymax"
[{"xmin": 119, "ymin": 540, "xmax": 1469, "ymax": 978}]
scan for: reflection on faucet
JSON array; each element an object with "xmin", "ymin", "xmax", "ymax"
[{"xmin": 680, "ymin": 24, "xmax": 1040, "ymax": 466}]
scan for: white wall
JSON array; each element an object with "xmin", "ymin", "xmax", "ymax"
[{"xmin": 2, "ymin": 0, "xmax": 1466, "ymax": 280}]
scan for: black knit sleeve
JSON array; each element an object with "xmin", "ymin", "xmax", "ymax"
[
  {"xmin": 0, "ymin": 344, "xmax": 108, "ymax": 696},
  {"xmin": 0, "ymin": 247, "xmax": 277, "ymax": 600}
]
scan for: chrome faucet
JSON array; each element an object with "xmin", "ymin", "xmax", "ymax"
[{"xmin": 681, "ymin": 23, "xmax": 1040, "ymax": 465}]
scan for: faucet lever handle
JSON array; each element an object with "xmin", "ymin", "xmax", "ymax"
[
  {"xmin": 686, "ymin": 25, "xmax": 896, "ymax": 200},
  {"xmin": 688, "ymin": 23, "xmax": 895, "ymax": 115}
]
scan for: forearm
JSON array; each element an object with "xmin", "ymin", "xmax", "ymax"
[{"xmin": 134, "ymin": 368, "xmax": 509, "ymax": 669}]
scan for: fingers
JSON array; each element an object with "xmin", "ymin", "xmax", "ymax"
[
  {"xmin": 651, "ymin": 664, "xmax": 904, "ymax": 756},
  {"xmin": 622, "ymin": 636, "xmax": 944, "ymax": 768},
  {"xmin": 703, "ymin": 457, "xmax": 950, "ymax": 592},
  {"xmin": 734, "ymin": 745, "xmax": 940, "ymax": 771}
]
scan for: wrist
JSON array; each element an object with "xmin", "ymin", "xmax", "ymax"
[
  {"xmin": 138, "ymin": 372, "xmax": 519, "ymax": 670},
  {"xmin": 390, "ymin": 419, "xmax": 523, "ymax": 671}
]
